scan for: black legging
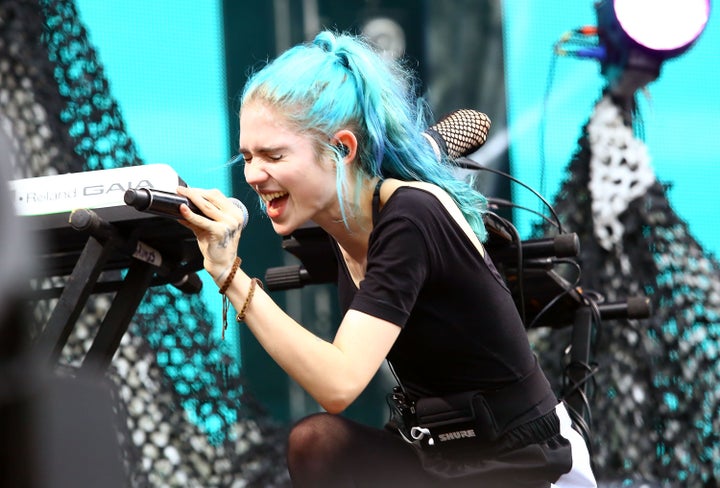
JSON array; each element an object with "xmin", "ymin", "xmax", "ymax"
[
  {"xmin": 286, "ymin": 412, "xmax": 441, "ymax": 487},
  {"xmin": 286, "ymin": 411, "xmax": 576, "ymax": 487},
  {"xmin": 286, "ymin": 412, "xmax": 547, "ymax": 488}
]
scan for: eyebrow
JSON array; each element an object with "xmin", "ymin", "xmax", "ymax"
[{"xmin": 239, "ymin": 145, "xmax": 289, "ymax": 155}]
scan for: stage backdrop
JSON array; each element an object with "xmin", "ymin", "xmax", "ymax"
[
  {"xmin": 73, "ymin": 0, "xmax": 239, "ymax": 355},
  {"xmin": 502, "ymin": 1, "xmax": 720, "ymax": 255},
  {"xmin": 73, "ymin": 0, "xmax": 719, "ymax": 426}
]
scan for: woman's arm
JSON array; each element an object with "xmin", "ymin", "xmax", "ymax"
[
  {"xmin": 176, "ymin": 186, "xmax": 399, "ymax": 413},
  {"xmin": 227, "ymin": 273, "xmax": 399, "ymax": 413}
]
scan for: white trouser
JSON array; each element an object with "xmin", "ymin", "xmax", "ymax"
[{"xmin": 552, "ymin": 402, "xmax": 597, "ymax": 488}]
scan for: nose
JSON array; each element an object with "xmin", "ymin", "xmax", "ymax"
[{"xmin": 243, "ymin": 160, "xmax": 269, "ymax": 188}]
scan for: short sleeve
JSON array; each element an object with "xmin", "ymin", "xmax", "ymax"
[{"xmin": 349, "ymin": 214, "xmax": 430, "ymax": 326}]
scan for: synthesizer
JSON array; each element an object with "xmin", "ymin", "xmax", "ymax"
[
  {"xmin": 9, "ymin": 164, "xmax": 184, "ymax": 228},
  {"xmin": 9, "ymin": 164, "xmax": 201, "ymax": 279}
]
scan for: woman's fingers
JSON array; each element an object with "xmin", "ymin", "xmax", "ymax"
[
  {"xmin": 177, "ymin": 186, "xmax": 245, "ymax": 226},
  {"xmin": 176, "ymin": 186, "xmax": 244, "ymax": 279}
]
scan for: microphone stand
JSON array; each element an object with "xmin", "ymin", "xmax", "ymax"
[{"xmin": 563, "ymin": 295, "xmax": 651, "ymax": 447}]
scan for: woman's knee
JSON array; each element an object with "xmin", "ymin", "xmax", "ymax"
[
  {"xmin": 288, "ymin": 413, "xmax": 328, "ymax": 451},
  {"xmin": 286, "ymin": 413, "xmax": 353, "ymax": 484},
  {"xmin": 288, "ymin": 413, "xmax": 346, "ymax": 454}
]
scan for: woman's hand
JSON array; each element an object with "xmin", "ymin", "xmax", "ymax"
[{"xmin": 175, "ymin": 186, "xmax": 246, "ymax": 283}]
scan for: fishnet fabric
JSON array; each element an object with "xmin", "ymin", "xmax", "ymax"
[
  {"xmin": 1, "ymin": 0, "xmax": 290, "ymax": 485},
  {"xmin": 529, "ymin": 94, "xmax": 720, "ymax": 487},
  {"xmin": 427, "ymin": 108, "xmax": 491, "ymax": 159},
  {"xmin": 0, "ymin": 0, "xmax": 83, "ymax": 178}
]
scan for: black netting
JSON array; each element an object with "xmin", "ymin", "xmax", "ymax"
[
  {"xmin": 1, "ymin": 0, "xmax": 290, "ymax": 485},
  {"xmin": 529, "ymin": 95, "xmax": 720, "ymax": 486},
  {"xmin": 428, "ymin": 108, "xmax": 491, "ymax": 159}
]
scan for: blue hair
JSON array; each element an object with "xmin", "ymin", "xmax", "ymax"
[{"xmin": 240, "ymin": 30, "xmax": 488, "ymax": 241}]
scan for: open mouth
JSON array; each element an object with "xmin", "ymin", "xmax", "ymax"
[{"xmin": 260, "ymin": 191, "xmax": 289, "ymax": 218}]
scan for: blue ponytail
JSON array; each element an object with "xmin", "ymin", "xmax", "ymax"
[{"xmin": 240, "ymin": 30, "xmax": 488, "ymax": 241}]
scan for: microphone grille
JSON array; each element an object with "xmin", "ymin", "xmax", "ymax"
[
  {"xmin": 229, "ymin": 198, "xmax": 249, "ymax": 229},
  {"xmin": 427, "ymin": 109, "xmax": 491, "ymax": 159}
]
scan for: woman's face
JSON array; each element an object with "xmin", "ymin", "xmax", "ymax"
[{"xmin": 240, "ymin": 101, "xmax": 339, "ymax": 236}]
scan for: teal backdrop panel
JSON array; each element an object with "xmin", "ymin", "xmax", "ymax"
[{"xmin": 74, "ymin": 0, "xmax": 239, "ymax": 353}]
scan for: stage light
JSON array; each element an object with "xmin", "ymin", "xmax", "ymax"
[
  {"xmin": 595, "ymin": 0, "xmax": 711, "ymax": 96},
  {"xmin": 614, "ymin": 0, "xmax": 710, "ymax": 54}
]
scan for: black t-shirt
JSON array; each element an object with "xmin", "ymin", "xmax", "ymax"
[{"xmin": 334, "ymin": 186, "xmax": 539, "ymax": 398}]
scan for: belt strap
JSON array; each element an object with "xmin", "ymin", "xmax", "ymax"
[{"xmin": 481, "ymin": 357, "xmax": 557, "ymax": 432}]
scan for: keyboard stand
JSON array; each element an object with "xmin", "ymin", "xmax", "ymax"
[{"xmin": 30, "ymin": 208, "xmax": 203, "ymax": 374}]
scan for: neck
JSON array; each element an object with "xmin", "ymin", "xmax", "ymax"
[{"xmin": 314, "ymin": 176, "xmax": 380, "ymax": 263}]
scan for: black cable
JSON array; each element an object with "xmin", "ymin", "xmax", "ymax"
[
  {"xmin": 487, "ymin": 197, "xmax": 560, "ymax": 230},
  {"xmin": 560, "ymin": 290, "xmax": 604, "ymax": 470},
  {"xmin": 562, "ymin": 359, "xmax": 599, "ymax": 454},
  {"xmin": 539, "ymin": 50, "xmax": 559, "ymax": 209},
  {"xmin": 525, "ymin": 258, "xmax": 582, "ymax": 330},
  {"xmin": 577, "ymin": 290, "xmax": 604, "ymax": 348},
  {"xmin": 474, "ymin": 164, "xmax": 564, "ymax": 234},
  {"xmin": 483, "ymin": 210, "xmax": 527, "ymax": 325}
]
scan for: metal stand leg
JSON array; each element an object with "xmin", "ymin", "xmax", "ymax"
[
  {"xmin": 81, "ymin": 259, "xmax": 156, "ymax": 374},
  {"xmin": 563, "ymin": 296, "xmax": 652, "ymax": 447},
  {"xmin": 565, "ymin": 305, "xmax": 594, "ymax": 440},
  {"xmin": 34, "ymin": 237, "xmax": 114, "ymax": 365}
]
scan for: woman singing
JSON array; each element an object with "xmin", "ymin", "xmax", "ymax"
[{"xmin": 178, "ymin": 30, "xmax": 596, "ymax": 487}]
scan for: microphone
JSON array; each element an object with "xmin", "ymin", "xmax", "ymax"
[
  {"xmin": 124, "ymin": 187, "xmax": 249, "ymax": 228},
  {"xmin": 488, "ymin": 233, "xmax": 580, "ymax": 264},
  {"xmin": 597, "ymin": 296, "xmax": 652, "ymax": 321},
  {"xmin": 264, "ymin": 265, "xmax": 314, "ymax": 291},
  {"xmin": 423, "ymin": 109, "xmax": 491, "ymax": 160}
]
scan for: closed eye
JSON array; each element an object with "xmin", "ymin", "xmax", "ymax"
[
  {"xmin": 239, "ymin": 145, "xmax": 288, "ymax": 164},
  {"xmin": 241, "ymin": 153, "xmax": 252, "ymax": 164},
  {"xmin": 250, "ymin": 153, "xmax": 284, "ymax": 163}
]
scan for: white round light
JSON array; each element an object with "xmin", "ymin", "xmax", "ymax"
[{"xmin": 614, "ymin": 0, "xmax": 710, "ymax": 51}]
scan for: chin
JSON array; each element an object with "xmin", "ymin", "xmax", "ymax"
[{"xmin": 270, "ymin": 220, "xmax": 298, "ymax": 237}]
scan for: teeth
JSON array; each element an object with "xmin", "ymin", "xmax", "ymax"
[{"xmin": 260, "ymin": 191, "xmax": 288, "ymax": 203}]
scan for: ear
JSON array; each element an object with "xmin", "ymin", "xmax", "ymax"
[{"xmin": 332, "ymin": 130, "xmax": 358, "ymax": 162}]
